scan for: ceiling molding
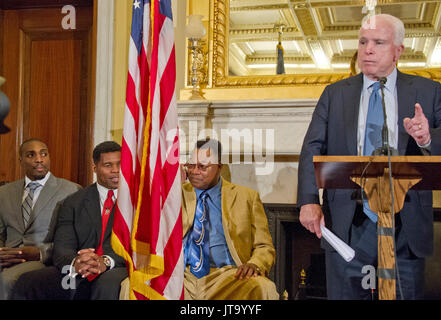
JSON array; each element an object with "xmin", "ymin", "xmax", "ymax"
[
  {"xmin": 227, "ymin": 0, "xmax": 441, "ymax": 76},
  {"xmin": 213, "ymin": 0, "xmax": 441, "ymax": 87}
]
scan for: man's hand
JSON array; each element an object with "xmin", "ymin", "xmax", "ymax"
[
  {"xmin": 0, "ymin": 246, "xmax": 40, "ymax": 267},
  {"xmin": 403, "ymin": 103, "xmax": 431, "ymax": 146},
  {"xmin": 74, "ymin": 248, "xmax": 106, "ymax": 278},
  {"xmin": 18, "ymin": 246, "xmax": 41, "ymax": 261},
  {"xmin": 235, "ymin": 263, "xmax": 261, "ymax": 280},
  {"xmin": 299, "ymin": 204, "xmax": 324, "ymax": 238},
  {"xmin": 0, "ymin": 247, "xmax": 25, "ymax": 267}
]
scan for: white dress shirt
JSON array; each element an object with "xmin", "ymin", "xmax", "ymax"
[
  {"xmin": 23, "ymin": 172, "xmax": 51, "ymax": 208},
  {"xmin": 357, "ymin": 68, "xmax": 398, "ymax": 155},
  {"xmin": 96, "ymin": 182, "xmax": 118, "ymax": 214},
  {"xmin": 357, "ymin": 67, "xmax": 431, "ymax": 154}
]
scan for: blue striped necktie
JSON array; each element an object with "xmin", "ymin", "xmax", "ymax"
[
  {"xmin": 188, "ymin": 191, "xmax": 210, "ymax": 278},
  {"xmin": 22, "ymin": 181, "xmax": 41, "ymax": 227},
  {"xmin": 363, "ymin": 81, "xmax": 382, "ymax": 222},
  {"xmin": 363, "ymin": 81, "xmax": 383, "ymax": 156}
]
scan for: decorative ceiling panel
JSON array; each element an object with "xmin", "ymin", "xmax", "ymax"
[{"xmin": 228, "ymin": 0, "xmax": 441, "ymax": 76}]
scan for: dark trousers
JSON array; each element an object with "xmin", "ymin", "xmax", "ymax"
[
  {"xmin": 325, "ymin": 209, "xmax": 425, "ymax": 300},
  {"xmin": 9, "ymin": 265, "xmax": 128, "ymax": 300},
  {"xmin": 0, "ymin": 272, "xmax": 4, "ymax": 300}
]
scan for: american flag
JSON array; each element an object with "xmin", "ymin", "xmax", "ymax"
[{"xmin": 111, "ymin": 0, "xmax": 183, "ymax": 300}]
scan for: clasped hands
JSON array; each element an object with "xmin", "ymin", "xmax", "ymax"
[
  {"xmin": 73, "ymin": 248, "xmax": 107, "ymax": 278},
  {"xmin": 0, "ymin": 246, "xmax": 40, "ymax": 268}
]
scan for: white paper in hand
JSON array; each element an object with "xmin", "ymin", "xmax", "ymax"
[{"xmin": 320, "ymin": 225, "xmax": 355, "ymax": 262}]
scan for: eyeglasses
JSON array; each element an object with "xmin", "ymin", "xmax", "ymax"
[{"xmin": 184, "ymin": 163, "xmax": 218, "ymax": 172}]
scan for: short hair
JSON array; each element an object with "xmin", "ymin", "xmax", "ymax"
[
  {"xmin": 360, "ymin": 14, "xmax": 405, "ymax": 46},
  {"xmin": 93, "ymin": 141, "xmax": 121, "ymax": 164},
  {"xmin": 195, "ymin": 138, "xmax": 222, "ymax": 164},
  {"xmin": 19, "ymin": 138, "xmax": 48, "ymax": 157}
]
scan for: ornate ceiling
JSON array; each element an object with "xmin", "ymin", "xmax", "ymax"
[{"xmin": 228, "ymin": 0, "xmax": 441, "ymax": 76}]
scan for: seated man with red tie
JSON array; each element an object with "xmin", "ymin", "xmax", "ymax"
[{"xmin": 10, "ymin": 141, "xmax": 127, "ymax": 300}]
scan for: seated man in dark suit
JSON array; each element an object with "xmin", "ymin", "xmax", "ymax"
[
  {"xmin": 0, "ymin": 139, "xmax": 80, "ymax": 299},
  {"xmin": 10, "ymin": 141, "xmax": 128, "ymax": 300}
]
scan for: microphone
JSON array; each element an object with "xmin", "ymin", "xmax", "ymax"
[
  {"xmin": 373, "ymin": 77, "xmax": 398, "ymax": 155},
  {"xmin": 379, "ymin": 77, "xmax": 387, "ymax": 85},
  {"xmin": 372, "ymin": 77, "xmax": 404, "ymax": 300}
]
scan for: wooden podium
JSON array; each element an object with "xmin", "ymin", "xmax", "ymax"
[{"xmin": 313, "ymin": 155, "xmax": 441, "ymax": 300}]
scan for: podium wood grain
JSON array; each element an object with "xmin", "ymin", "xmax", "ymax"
[{"xmin": 313, "ymin": 155, "xmax": 441, "ymax": 300}]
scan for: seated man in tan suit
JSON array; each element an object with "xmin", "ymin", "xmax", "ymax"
[{"xmin": 182, "ymin": 138, "xmax": 278, "ymax": 300}]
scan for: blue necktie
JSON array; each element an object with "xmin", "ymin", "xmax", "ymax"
[
  {"xmin": 188, "ymin": 191, "xmax": 210, "ymax": 278},
  {"xmin": 363, "ymin": 81, "xmax": 382, "ymax": 222}
]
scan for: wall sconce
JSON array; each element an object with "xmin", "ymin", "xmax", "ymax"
[{"xmin": 185, "ymin": 15, "xmax": 206, "ymax": 100}]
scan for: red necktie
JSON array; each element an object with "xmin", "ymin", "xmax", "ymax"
[{"xmin": 87, "ymin": 189, "xmax": 114, "ymax": 281}]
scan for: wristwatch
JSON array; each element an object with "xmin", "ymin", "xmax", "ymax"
[{"xmin": 102, "ymin": 255, "xmax": 112, "ymax": 271}]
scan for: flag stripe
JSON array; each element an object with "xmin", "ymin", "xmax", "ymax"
[
  {"xmin": 159, "ymin": 47, "xmax": 176, "ymax": 128},
  {"xmin": 112, "ymin": 0, "xmax": 183, "ymax": 300}
]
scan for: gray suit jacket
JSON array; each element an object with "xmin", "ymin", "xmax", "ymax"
[
  {"xmin": 0, "ymin": 174, "xmax": 81, "ymax": 264},
  {"xmin": 298, "ymin": 71, "xmax": 441, "ymax": 257}
]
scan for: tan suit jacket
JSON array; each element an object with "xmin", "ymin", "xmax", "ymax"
[{"xmin": 182, "ymin": 178, "xmax": 275, "ymax": 275}]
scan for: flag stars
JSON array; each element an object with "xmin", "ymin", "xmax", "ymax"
[{"xmin": 134, "ymin": 0, "xmax": 141, "ymax": 9}]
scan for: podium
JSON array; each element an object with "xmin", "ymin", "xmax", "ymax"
[{"xmin": 313, "ymin": 155, "xmax": 441, "ymax": 300}]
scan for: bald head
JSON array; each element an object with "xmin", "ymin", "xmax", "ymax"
[
  {"xmin": 19, "ymin": 139, "xmax": 48, "ymax": 158},
  {"xmin": 19, "ymin": 139, "xmax": 50, "ymax": 180},
  {"xmin": 360, "ymin": 14, "xmax": 405, "ymax": 46},
  {"xmin": 357, "ymin": 13, "xmax": 405, "ymax": 80}
]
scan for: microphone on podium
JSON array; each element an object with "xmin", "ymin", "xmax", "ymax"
[{"xmin": 373, "ymin": 76, "xmax": 398, "ymax": 156}]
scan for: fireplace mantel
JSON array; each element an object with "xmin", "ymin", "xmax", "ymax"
[{"xmin": 177, "ymin": 99, "xmax": 316, "ymax": 205}]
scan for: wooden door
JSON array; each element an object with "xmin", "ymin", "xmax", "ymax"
[{"xmin": 0, "ymin": 1, "xmax": 95, "ymax": 186}]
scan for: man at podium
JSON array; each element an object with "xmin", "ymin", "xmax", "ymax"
[{"xmin": 298, "ymin": 13, "xmax": 441, "ymax": 299}]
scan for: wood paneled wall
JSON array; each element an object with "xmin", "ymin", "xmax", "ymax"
[{"xmin": 0, "ymin": 2, "xmax": 95, "ymax": 186}]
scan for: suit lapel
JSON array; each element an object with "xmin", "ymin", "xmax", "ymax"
[
  {"xmin": 84, "ymin": 184, "xmax": 103, "ymax": 245},
  {"xmin": 183, "ymin": 178, "xmax": 242, "ymax": 265},
  {"xmin": 93, "ymin": 185, "xmax": 117, "ymax": 246},
  {"xmin": 26, "ymin": 174, "xmax": 60, "ymax": 229},
  {"xmin": 343, "ymin": 73, "xmax": 363, "ymax": 155},
  {"xmin": 396, "ymin": 71, "xmax": 415, "ymax": 154},
  {"xmin": 12, "ymin": 180, "xmax": 26, "ymax": 232},
  {"xmin": 221, "ymin": 179, "xmax": 238, "ymax": 223},
  {"xmin": 182, "ymin": 185, "xmax": 197, "ymax": 236},
  {"xmin": 103, "ymin": 205, "xmax": 116, "ymax": 242},
  {"xmin": 220, "ymin": 178, "xmax": 242, "ymax": 265}
]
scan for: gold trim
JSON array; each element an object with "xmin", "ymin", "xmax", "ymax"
[
  {"xmin": 212, "ymin": 0, "xmax": 441, "ymax": 88},
  {"xmin": 212, "ymin": 0, "xmax": 228, "ymax": 87}
]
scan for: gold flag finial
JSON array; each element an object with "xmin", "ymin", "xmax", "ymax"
[{"xmin": 300, "ymin": 269, "xmax": 306, "ymax": 285}]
